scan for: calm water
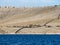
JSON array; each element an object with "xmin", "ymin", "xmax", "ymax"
[{"xmin": 0, "ymin": 34, "xmax": 60, "ymax": 45}]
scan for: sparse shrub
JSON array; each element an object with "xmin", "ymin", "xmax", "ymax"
[
  {"xmin": 47, "ymin": 25, "xmax": 52, "ymax": 27},
  {"xmin": 43, "ymin": 24, "xmax": 46, "ymax": 26},
  {"xmin": 54, "ymin": 5, "xmax": 57, "ymax": 7},
  {"xmin": 45, "ymin": 25, "xmax": 52, "ymax": 28},
  {"xmin": 31, "ymin": 24, "xmax": 37, "ymax": 28},
  {"xmin": 5, "ymin": 6, "xmax": 7, "ymax": 8},
  {"xmin": 37, "ymin": 25, "xmax": 42, "ymax": 27},
  {"xmin": 13, "ymin": 26, "xmax": 17, "ymax": 27},
  {"xmin": 56, "ymin": 25, "xmax": 60, "ymax": 27},
  {"xmin": 13, "ymin": 6, "xmax": 15, "ymax": 8},
  {"xmin": 29, "ymin": 24, "xmax": 33, "ymax": 28},
  {"xmin": 33, "ymin": 24, "xmax": 42, "ymax": 27}
]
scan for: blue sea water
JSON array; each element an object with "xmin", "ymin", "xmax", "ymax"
[{"xmin": 0, "ymin": 34, "xmax": 60, "ymax": 45}]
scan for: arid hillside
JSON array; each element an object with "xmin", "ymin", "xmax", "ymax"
[{"xmin": 0, "ymin": 5, "xmax": 60, "ymax": 34}]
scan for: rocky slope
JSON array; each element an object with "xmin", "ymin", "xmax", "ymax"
[{"xmin": 0, "ymin": 5, "xmax": 60, "ymax": 34}]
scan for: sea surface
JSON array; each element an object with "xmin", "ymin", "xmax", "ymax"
[{"xmin": 0, "ymin": 34, "xmax": 60, "ymax": 45}]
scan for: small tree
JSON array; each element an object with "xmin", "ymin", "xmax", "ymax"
[
  {"xmin": 5, "ymin": 6, "xmax": 7, "ymax": 8},
  {"xmin": 13, "ymin": 6, "xmax": 15, "ymax": 8},
  {"xmin": 54, "ymin": 5, "xmax": 57, "ymax": 7}
]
